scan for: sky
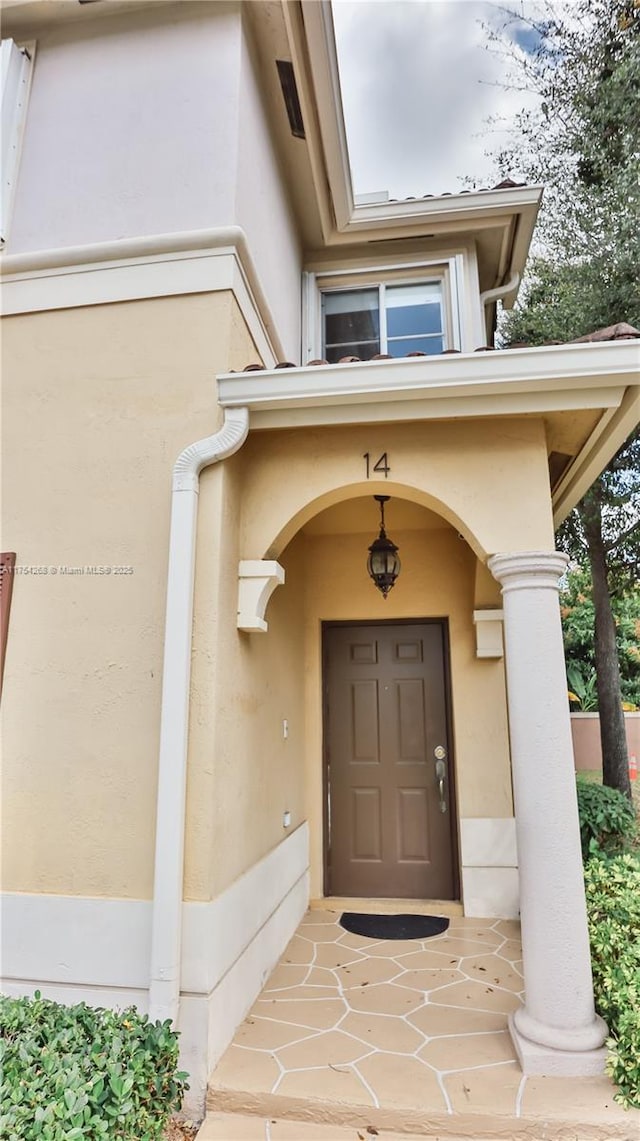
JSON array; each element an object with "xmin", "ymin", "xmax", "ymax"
[{"xmin": 331, "ymin": 0, "xmax": 548, "ymax": 199}]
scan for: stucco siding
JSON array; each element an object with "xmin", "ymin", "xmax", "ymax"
[
  {"xmin": 7, "ymin": 3, "xmax": 242, "ymax": 254},
  {"xmin": 237, "ymin": 419, "xmax": 555, "ymax": 561},
  {"xmin": 235, "ymin": 17, "xmax": 303, "ymax": 363},
  {"xmin": 1, "ymin": 291, "xmax": 257, "ymax": 898},
  {"xmin": 185, "ymin": 462, "xmax": 307, "ymax": 900}
]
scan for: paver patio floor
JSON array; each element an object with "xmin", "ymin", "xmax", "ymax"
[{"xmin": 202, "ymin": 909, "xmax": 637, "ymax": 1139}]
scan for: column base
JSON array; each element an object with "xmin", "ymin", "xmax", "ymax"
[{"xmin": 509, "ymin": 1013, "xmax": 608, "ymax": 1077}]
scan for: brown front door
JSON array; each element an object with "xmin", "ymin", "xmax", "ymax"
[{"xmin": 324, "ymin": 621, "xmax": 456, "ymax": 899}]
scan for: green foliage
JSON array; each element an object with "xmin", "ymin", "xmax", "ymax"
[
  {"xmin": 0, "ymin": 993, "xmax": 189, "ymax": 1141},
  {"xmin": 585, "ymin": 852, "xmax": 640, "ymax": 1108},
  {"xmin": 567, "ymin": 661, "xmax": 599, "ymax": 711},
  {"xmin": 488, "ymin": 0, "xmax": 640, "ymax": 341},
  {"xmin": 558, "ymin": 432, "xmax": 640, "ymax": 596},
  {"xmin": 576, "ymin": 777, "xmax": 637, "ymax": 859},
  {"xmin": 561, "ymin": 567, "xmax": 640, "ymax": 708},
  {"xmin": 503, "ymin": 257, "xmax": 638, "ymax": 348},
  {"xmin": 484, "ymin": 6, "xmax": 640, "ymax": 791}
]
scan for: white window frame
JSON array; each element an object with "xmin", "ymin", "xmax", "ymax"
[
  {"xmin": 303, "ymin": 255, "xmax": 464, "ymax": 364},
  {"xmin": 1, "ymin": 38, "xmax": 34, "ymax": 247}
]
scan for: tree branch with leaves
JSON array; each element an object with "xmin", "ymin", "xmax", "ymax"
[{"xmin": 483, "ymin": 0, "xmax": 640, "ymax": 796}]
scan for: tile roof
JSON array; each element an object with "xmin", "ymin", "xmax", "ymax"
[
  {"xmin": 385, "ymin": 178, "xmax": 527, "ymax": 204},
  {"xmin": 235, "ymin": 323, "xmax": 639, "ymax": 373},
  {"xmin": 571, "ymin": 322, "xmax": 640, "ymax": 343}
]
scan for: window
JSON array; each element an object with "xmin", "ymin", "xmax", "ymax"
[
  {"xmin": 322, "ymin": 280, "xmax": 445, "ymax": 363},
  {"xmin": 305, "ymin": 257, "xmax": 462, "ymax": 364},
  {"xmin": 1, "ymin": 38, "xmax": 33, "ymax": 245}
]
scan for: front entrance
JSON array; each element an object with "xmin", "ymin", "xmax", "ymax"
[{"xmin": 323, "ymin": 621, "xmax": 457, "ymax": 899}]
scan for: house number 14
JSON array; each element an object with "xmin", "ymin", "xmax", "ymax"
[{"xmin": 363, "ymin": 452, "xmax": 390, "ymax": 478}]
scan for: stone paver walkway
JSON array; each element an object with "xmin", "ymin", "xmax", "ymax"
[{"xmin": 203, "ymin": 909, "xmax": 637, "ymax": 1140}]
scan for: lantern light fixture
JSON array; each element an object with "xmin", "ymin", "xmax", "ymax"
[{"xmin": 367, "ymin": 495, "xmax": 401, "ymax": 598}]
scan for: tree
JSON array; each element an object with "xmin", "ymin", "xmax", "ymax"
[
  {"xmin": 558, "ymin": 431, "xmax": 640, "ymax": 796},
  {"xmin": 484, "ymin": 0, "xmax": 640, "ymax": 796},
  {"xmin": 562, "ymin": 568, "xmax": 640, "ymax": 711}
]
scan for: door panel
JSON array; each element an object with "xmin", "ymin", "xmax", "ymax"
[
  {"xmin": 351, "ymin": 680, "xmax": 380, "ymax": 761},
  {"xmin": 324, "ymin": 622, "xmax": 456, "ymax": 899}
]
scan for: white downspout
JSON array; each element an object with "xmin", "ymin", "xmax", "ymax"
[
  {"xmin": 480, "ymin": 271, "xmax": 520, "ymax": 311},
  {"xmin": 148, "ymin": 406, "xmax": 250, "ymax": 1023},
  {"xmin": 479, "ymin": 271, "xmax": 521, "ymax": 346}
]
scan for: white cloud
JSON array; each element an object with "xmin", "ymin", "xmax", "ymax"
[{"xmin": 331, "ymin": 0, "xmax": 546, "ymax": 197}]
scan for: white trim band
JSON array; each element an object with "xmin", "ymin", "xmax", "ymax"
[{"xmin": 1, "ymin": 227, "xmax": 284, "ymax": 367}]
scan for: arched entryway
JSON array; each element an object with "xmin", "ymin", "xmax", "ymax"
[{"xmin": 267, "ymin": 490, "xmax": 496, "ymax": 906}]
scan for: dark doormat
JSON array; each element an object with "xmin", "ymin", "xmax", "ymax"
[{"xmin": 339, "ymin": 912, "xmax": 449, "ymax": 940}]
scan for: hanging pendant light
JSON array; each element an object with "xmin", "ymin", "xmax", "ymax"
[{"xmin": 367, "ymin": 495, "xmax": 401, "ymax": 598}]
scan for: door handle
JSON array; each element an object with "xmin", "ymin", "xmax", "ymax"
[{"xmin": 435, "ymin": 757, "xmax": 447, "ymax": 814}]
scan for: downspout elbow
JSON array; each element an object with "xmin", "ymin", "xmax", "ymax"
[
  {"xmin": 480, "ymin": 271, "xmax": 521, "ymax": 311},
  {"xmin": 172, "ymin": 406, "xmax": 250, "ymax": 491}
]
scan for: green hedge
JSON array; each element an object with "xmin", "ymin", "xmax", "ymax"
[
  {"xmin": 0, "ymin": 992, "xmax": 189, "ymax": 1140},
  {"xmin": 576, "ymin": 777, "xmax": 637, "ymax": 860},
  {"xmin": 585, "ymin": 852, "xmax": 640, "ymax": 1109}
]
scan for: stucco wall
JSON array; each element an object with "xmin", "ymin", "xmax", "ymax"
[
  {"xmin": 236, "ymin": 17, "xmax": 302, "ymax": 363},
  {"xmin": 184, "ymin": 459, "xmax": 307, "ymax": 901},
  {"xmin": 238, "ymin": 419, "xmax": 555, "ymax": 561},
  {"xmin": 3, "ymin": 293, "xmax": 554, "ymax": 908},
  {"xmin": 1, "ymin": 291, "xmax": 258, "ymax": 898},
  {"xmin": 571, "ymin": 712, "xmax": 640, "ymax": 772},
  {"xmin": 8, "ymin": 3, "xmax": 242, "ymax": 253},
  {"xmin": 182, "ymin": 488, "xmax": 516, "ymax": 906},
  {"xmin": 186, "ymin": 411, "xmax": 554, "ymax": 905}
]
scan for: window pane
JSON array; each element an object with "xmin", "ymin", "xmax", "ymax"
[
  {"xmin": 323, "ymin": 289, "xmax": 380, "ymax": 354},
  {"xmin": 387, "ymin": 335, "xmax": 444, "ymax": 357},
  {"xmin": 386, "ymin": 283, "xmax": 442, "ymax": 337}
]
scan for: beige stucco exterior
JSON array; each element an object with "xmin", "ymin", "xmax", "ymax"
[
  {"xmin": 3, "ymin": 0, "xmax": 636, "ymax": 1109},
  {"xmin": 238, "ymin": 419, "xmax": 555, "ymax": 561},
  {"xmin": 2, "ymin": 285, "xmax": 551, "ymax": 904},
  {"xmin": 1, "ymin": 293, "xmax": 257, "ymax": 898}
]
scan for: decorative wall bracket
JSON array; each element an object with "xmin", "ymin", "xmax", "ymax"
[
  {"xmin": 472, "ymin": 609, "xmax": 504, "ymax": 658},
  {"xmin": 237, "ymin": 560, "xmax": 285, "ymax": 632}
]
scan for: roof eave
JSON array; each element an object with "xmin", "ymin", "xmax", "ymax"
[{"xmin": 284, "ymin": 0, "xmax": 541, "ymax": 309}]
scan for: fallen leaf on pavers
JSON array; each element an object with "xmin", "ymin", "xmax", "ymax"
[
  {"xmin": 358, "ymin": 1133, "xmax": 365, "ymax": 1140},
  {"xmin": 328, "ymin": 1063, "xmax": 351, "ymax": 1073},
  {"xmin": 463, "ymin": 1084, "xmax": 471, "ymax": 1100},
  {"xmin": 366, "ymin": 1128, "xmax": 379, "ymax": 1136}
]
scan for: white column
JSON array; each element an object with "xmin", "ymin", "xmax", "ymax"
[{"xmin": 489, "ymin": 552, "xmax": 607, "ymax": 1075}]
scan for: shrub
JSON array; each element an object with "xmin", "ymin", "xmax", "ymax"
[
  {"xmin": 576, "ymin": 777, "xmax": 636, "ymax": 860},
  {"xmin": 585, "ymin": 852, "xmax": 640, "ymax": 1109},
  {"xmin": 0, "ymin": 992, "xmax": 189, "ymax": 1140}
]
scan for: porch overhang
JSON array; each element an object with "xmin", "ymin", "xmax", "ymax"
[{"xmin": 217, "ymin": 340, "xmax": 639, "ymax": 526}]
